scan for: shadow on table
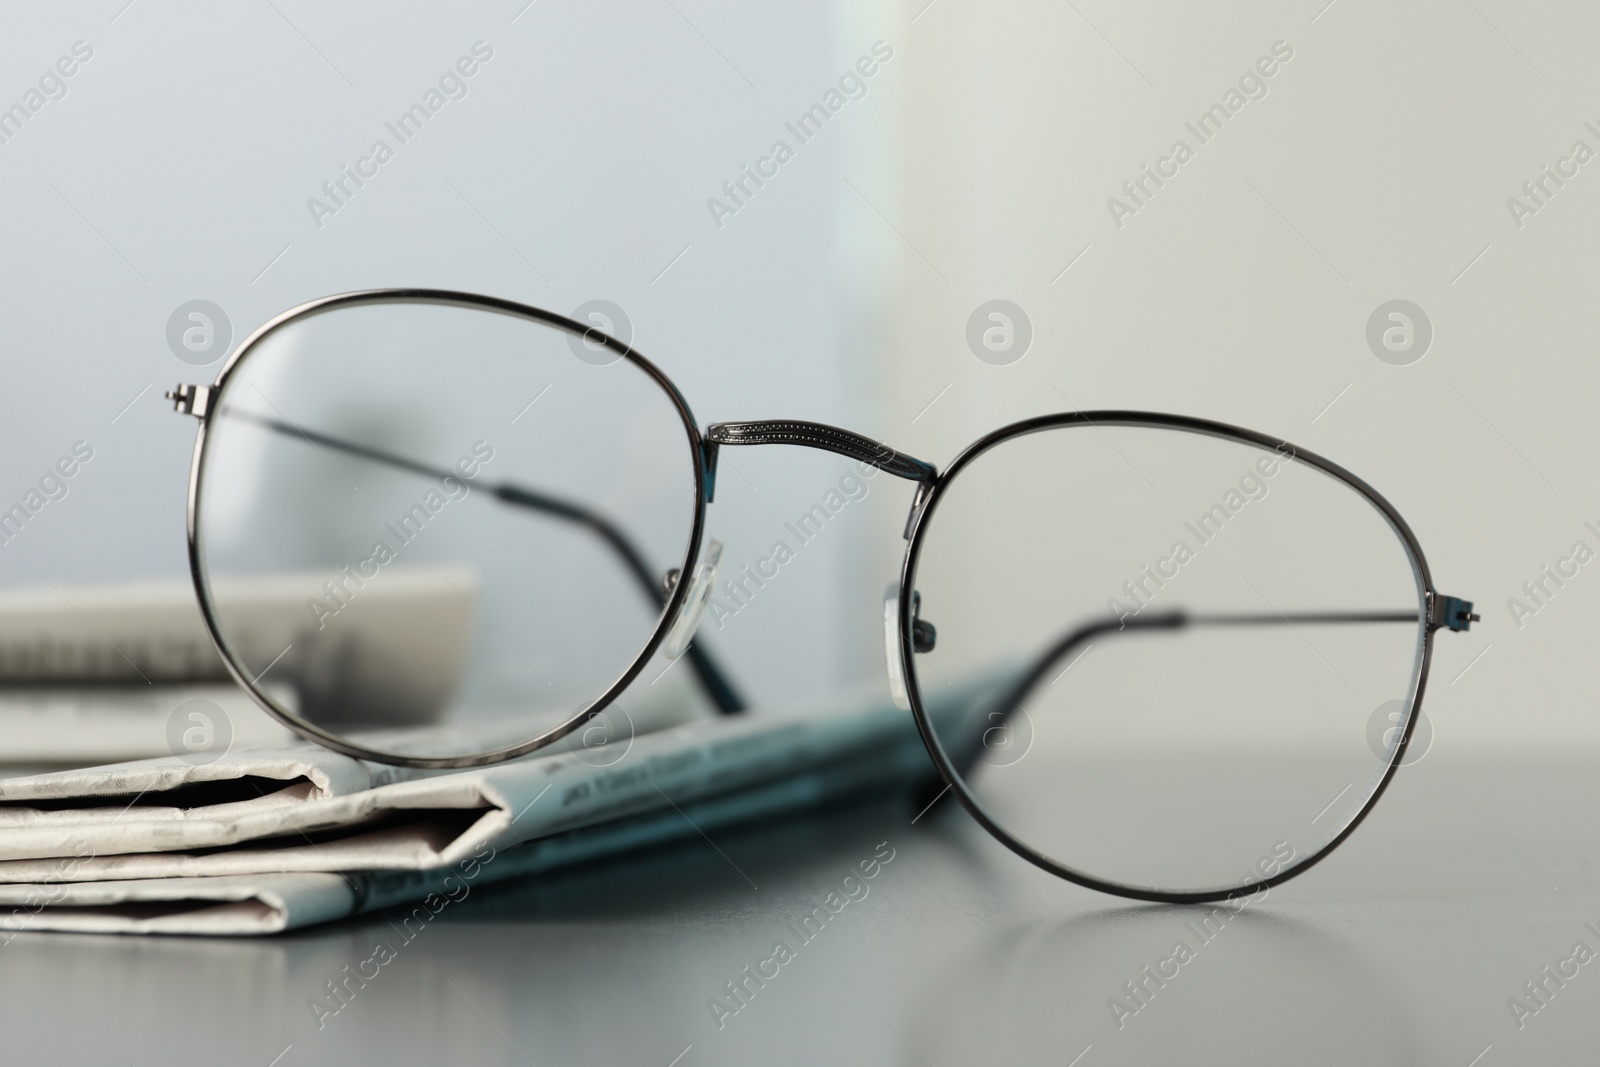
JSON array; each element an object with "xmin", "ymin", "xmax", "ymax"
[{"xmin": 890, "ymin": 900, "xmax": 1422, "ymax": 1066}]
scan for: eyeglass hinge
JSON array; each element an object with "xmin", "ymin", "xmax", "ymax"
[
  {"xmin": 1427, "ymin": 593, "xmax": 1479, "ymax": 632},
  {"xmin": 164, "ymin": 384, "xmax": 213, "ymax": 419}
]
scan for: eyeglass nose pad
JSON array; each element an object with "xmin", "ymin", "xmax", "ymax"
[
  {"xmin": 885, "ymin": 582, "xmax": 911, "ymax": 711},
  {"xmin": 661, "ymin": 539, "xmax": 723, "ymax": 660}
]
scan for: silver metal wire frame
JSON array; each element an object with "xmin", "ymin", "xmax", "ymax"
[
  {"xmin": 180, "ymin": 289, "xmax": 712, "ymax": 769},
  {"xmin": 894, "ymin": 411, "xmax": 1441, "ymax": 904},
  {"xmin": 173, "ymin": 291, "xmax": 1465, "ymax": 903}
]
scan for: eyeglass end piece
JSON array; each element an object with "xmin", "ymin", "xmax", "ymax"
[
  {"xmin": 165, "ymin": 383, "xmax": 213, "ymax": 419},
  {"xmin": 1429, "ymin": 594, "xmax": 1479, "ymax": 632}
]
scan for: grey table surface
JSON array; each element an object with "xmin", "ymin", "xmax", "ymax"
[{"xmin": 2, "ymin": 749, "xmax": 1593, "ymax": 1066}]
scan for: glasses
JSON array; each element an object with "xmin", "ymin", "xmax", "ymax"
[{"xmin": 164, "ymin": 289, "xmax": 1476, "ymax": 903}]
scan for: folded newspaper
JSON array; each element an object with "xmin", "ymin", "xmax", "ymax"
[{"xmin": 0, "ymin": 670, "xmax": 993, "ymax": 936}]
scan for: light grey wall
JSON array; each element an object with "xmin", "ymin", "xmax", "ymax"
[
  {"xmin": 0, "ymin": 0, "xmax": 906, "ymax": 710},
  {"xmin": 871, "ymin": 0, "xmax": 1600, "ymax": 747},
  {"xmin": 4, "ymin": 1, "xmax": 1595, "ymax": 740}
]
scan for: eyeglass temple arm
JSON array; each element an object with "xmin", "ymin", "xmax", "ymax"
[
  {"xmin": 959, "ymin": 602, "xmax": 1475, "ymax": 768},
  {"xmin": 223, "ymin": 408, "xmax": 747, "ymax": 715},
  {"xmin": 487, "ymin": 483, "xmax": 746, "ymax": 714}
]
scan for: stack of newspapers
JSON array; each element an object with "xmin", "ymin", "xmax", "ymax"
[{"xmin": 0, "ymin": 580, "xmax": 988, "ymax": 936}]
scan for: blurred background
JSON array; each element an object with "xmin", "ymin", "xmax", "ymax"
[{"xmin": 0, "ymin": 0, "xmax": 1594, "ymax": 752}]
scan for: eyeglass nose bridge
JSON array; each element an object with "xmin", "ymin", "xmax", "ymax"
[{"xmin": 705, "ymin": 421, "xmax": 936, "ymax": 484}]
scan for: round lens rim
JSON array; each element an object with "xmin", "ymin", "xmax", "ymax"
[
  {"xmin": 896, "ymin": 410, "xmax": 1437, "ymax": 904},
  {"xmin": 183, "ymin": 288, "xmax": 709, "ymax": 769}
]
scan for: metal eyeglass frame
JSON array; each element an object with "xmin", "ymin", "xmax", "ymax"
[{"xmin": 167, "ymin": 288, "xmax": 1479, "ymax": 904}]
